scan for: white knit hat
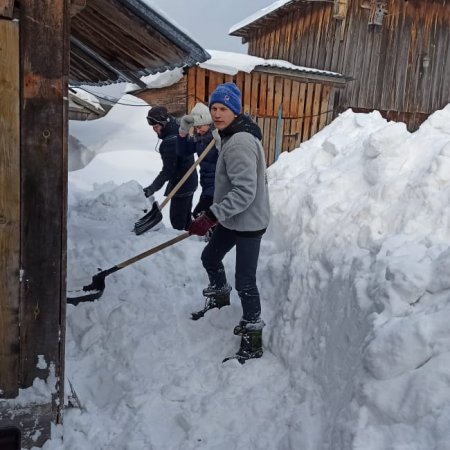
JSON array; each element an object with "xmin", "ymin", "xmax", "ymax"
[{"xmin": 191, "ymin": 102, "xmax": 212, "ymax": 126}]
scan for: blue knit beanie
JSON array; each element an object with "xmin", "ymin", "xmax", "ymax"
[{"xmin": 209, "ymin": 82, "xmax": 241, "ymax": 115}]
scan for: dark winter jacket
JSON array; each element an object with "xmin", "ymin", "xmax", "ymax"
[
  {"xmin": 210, "ymin": 114, "xmax": 270, "ymax": 232},
  {"xmin": 147, "ymin": 118, "xmax": 198, "ymax": 197},
  {"xmin": 177, "ymin": 128, "xmax": 218, "ymax": 197}
]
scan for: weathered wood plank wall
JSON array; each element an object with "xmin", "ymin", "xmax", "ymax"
[
  {"xmin": 17, "ymin": 0, "xmax": 69, "ymax": 446},
  {"xmin": 0, "ymin": 18, "xmax": 20, "ymax": 399},
  {"xmin": 246, "ymin": 0, "xmax": 450, "ymax": 130},
  {"xmin": 186, "ymin": 67, "xmax": 334, "ymax": 165}
]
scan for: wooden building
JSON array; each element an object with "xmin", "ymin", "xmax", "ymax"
[
  {"xmin": 230, "ymin": 0, "xmax": 450, "ymax": 131},
  {"xmin": 0, "ymin": 1, "xmax": 208, "ymax": 448},
  {"xmin": 132, "ymin": 51, "xmax": 349, "ymax": 165}
]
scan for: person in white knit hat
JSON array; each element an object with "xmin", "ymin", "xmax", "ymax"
[{"xmin": 177, "ymin": 102, "xmax": 219, "ymax": 217}]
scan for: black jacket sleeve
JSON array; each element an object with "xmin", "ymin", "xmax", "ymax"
[
  {"xmin": 176, "ymin": 135, "xmax": 196, "ymax": 157},
  {"xmin": 148, "ymin": 135, "xmax": 178, "ymax": 193}
]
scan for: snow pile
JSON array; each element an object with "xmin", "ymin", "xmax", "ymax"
[
  {"xmin": 265, "ymin": 106, "xmax": 450, "ymax": 449},
  {"xmin": 36, "ymin": 104, "xmax": 450, "ymax": 450}
]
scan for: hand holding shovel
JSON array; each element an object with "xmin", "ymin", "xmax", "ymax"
[{"xmin": 134, "ymin": 138, "xmax": 216, "ymax": 234}]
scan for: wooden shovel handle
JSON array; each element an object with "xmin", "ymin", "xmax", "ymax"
[
  {"xmin": 117, "ymin": 232, "xmax": 190, "ymax": 270},
  {"xmin": 159, "ymin": 139, "xmax": 216, "ymax": 210}
]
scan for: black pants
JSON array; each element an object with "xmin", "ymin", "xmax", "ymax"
[
  {"xmin": 193, "ymin": 195, "xmax": 214, "ymax": 218},
  {"xmin": 201, "ymin": 224, "xmax": 263, "ymax": 322},
  {"xmin": 170, "ymin": 194, "xmax": 193, "ymax": 230}
]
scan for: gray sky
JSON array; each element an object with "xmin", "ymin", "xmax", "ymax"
[{"xmin": 150, "ymin": 0, "xmax": 275, "ymax": 53}]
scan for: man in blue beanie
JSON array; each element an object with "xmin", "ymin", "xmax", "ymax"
[{"xmin": 188, "ymin": 82, "xmax": 271, "ymax": 364}]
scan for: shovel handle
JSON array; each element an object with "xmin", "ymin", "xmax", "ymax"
[
  {"xmin": 159, "ymin": 139, "xmax": 216, "ymax": 210},
  {"xmin": 117, "ymin": 232, "xmax": 190, "ymax": 270}
]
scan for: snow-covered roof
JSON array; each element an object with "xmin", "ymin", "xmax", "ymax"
[
  {"xmin": 125, "ymin": 49, "xmax": 346, "ymax": 92},
  {"xmin": 200, "ymin": 50, "xmax": 344, "ymax": 79},
  {"xmin": 69, "ymin": 88, "xmax": 105, "ymax": 113},
  {"xmin": 229, "ymin": 0, "xmax": 295, "ymax": 35},
  {"xmin": 230, "ymin": 0, "xmax": 329, "ymax": 37}
]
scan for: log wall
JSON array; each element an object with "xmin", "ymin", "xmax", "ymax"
[
  {"xmin": 186, "ymin": 67, "xmax": 335, "ymax": 165},
  {"xmin": 246, "ymin": 0, "xmax": 450, "ymax": 130},
  {"xmin": 134, "ymin": 77, "xmax": 188, "ymax": 117}
]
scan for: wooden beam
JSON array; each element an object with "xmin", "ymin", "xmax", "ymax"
[
  {"xmin": 0, "ymin": 0, "xmax": 14, "ymax": 18},
  {"xmin": 19, "ymin": 0, "xmax": 69, "ymax": 444},
  {"xmin": 0, "ymin": 18, "xmax": 20, "ymax": 399},
  {"xmin": 253, "ymin": 65, "xmax": 350, "ymax": 87}
]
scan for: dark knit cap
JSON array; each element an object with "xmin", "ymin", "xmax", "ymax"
[
  {"xmin": 147, "ymin": 106, "xmax": 169, "ymax": 125},
  {"xmin": 208, "ymin": 82, "xmax": 241, "ymax": 115}
]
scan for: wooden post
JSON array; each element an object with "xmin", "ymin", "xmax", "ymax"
[
  {"xmin": 19, "ymin": 0, "xmax": 69, "ymax": 445},
  {"xmin": 0, "ymin": 18, "xmax": 20, "ymax": 399}
]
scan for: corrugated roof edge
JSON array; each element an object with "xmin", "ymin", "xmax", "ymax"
[
  {"xmin": 70, "ymin": 0, "xmax": 211, "ymax": 86},
  {"xmin": 253, "ymin": 65, "xmax": 353, "ymax": 86},
  {"xmin": 230, "ymin": 0, "xmax": 328, "ymax": 37}
]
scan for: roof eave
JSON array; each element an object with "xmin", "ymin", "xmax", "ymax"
[{"xmin": 253, "ymin": 65, "xmax": 352, "ymax": 87}]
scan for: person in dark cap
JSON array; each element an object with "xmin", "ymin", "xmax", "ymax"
[
  {"xmin": 143, "ymin": 106, "xmax": 198, "ymax": 230},
  {"xmin": 188, "ymin": 83, "xmax": 271, "ymax": 364}
]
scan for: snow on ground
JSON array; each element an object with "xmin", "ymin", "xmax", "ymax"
[{"xmin": 35, "ymin": 100, "xmax": 450, "ymax": 450}]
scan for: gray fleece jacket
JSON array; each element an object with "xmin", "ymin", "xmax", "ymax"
[{"xmin": 210, "ymin": 118, "xmax": 270, "ymax": 232}]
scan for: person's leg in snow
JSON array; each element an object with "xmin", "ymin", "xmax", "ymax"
[
  {"xmin": 229, "ymin": 231, "xmax": 265, "ymax": 363},
  {"xmin": 191, "ymin": 225, "xmax": 234, "ymax": 320},
  {"xmin": 194, "ymin": 225, "xmax": 265, "ymax": 363}
]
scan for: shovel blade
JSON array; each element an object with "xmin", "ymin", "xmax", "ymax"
[
  {"xmin": 135, "ymin": 201, "xmax": 160, "ymax": 227},
  {"xmin": 134, "ymin": 203, "xmax": 163, "ymax": 235},
  {"xmin": 67, "ymin": 288, "xmax": 104, "ymax": 305},
  {"xmin": 67, "ymin": 270, "xmax": 107, "ymax": 305}
]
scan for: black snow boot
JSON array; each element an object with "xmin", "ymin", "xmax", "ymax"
[
  {"xmin": 223, "ymin": 329, "xmax": 263, "ymax": 364},
  {"xmin": 191, "ymin": 284, "xmax": 231, "ymax": 320},
  {"xmin": 233, "ymin": 318, "xmax": 265, "ymax": 336}
]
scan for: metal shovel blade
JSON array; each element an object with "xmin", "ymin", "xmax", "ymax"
[
  {"xmin": 67, "ymin": 271, "xmax": 107, "ymax": 305},
  {"xmin": 134, "ymin": 202, "xmax": 163, "ymax": 235},
  {"xmin": 67, "ymin": 289, "xmax": 103, "ymax": 305}
]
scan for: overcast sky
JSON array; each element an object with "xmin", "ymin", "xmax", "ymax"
[{"xmin": 150, "ymin": 0, "xmax": 275, "ymax": 53}]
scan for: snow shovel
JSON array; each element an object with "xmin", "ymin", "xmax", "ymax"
[
  {"xmin": 67, "ymin": 231, "xmax": 190, "ymax": 305},
  {"xmin": 134, "ymin": 138, "xmax": 216, "ymax": 235}
]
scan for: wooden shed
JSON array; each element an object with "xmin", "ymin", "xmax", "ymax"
[
  {"xmin": 0, "ymin": 1, "xmax": 208, "ymax": 448},
  {"xmin": 230, "ymin": 0, "xmax": 450, "ymax": 131},
  {"xmin": 131, "ymin": 51, "xmax": 349, "ymax": 165}
]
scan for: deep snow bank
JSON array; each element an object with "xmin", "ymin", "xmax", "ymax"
[{"xmin": 265, "ymin": 106, "xmax": 450, "ymax": 449}]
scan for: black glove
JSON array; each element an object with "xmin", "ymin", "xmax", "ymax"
[{"xmin": 143, "ymin": 186, "xmax": 155, "ymax": 198}]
